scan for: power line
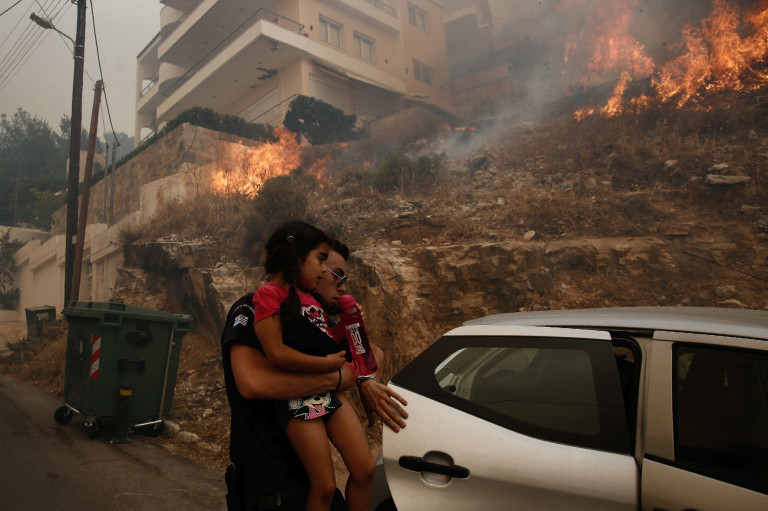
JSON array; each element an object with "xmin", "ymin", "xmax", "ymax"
[
  {"xmin": 0, "ymin": 0, "xmax": 24, "ymax": 19},
  {"xmin": 87, "ymin": 0, "xmax": 118, "ymax": 145},
  {"xmin": 0, "ymin": 0, "xmax": 46, "ymax": 84},
  {"xmin": 1, "ymin": 0, "xmax": 125, "ymax": 143},
  {"xmin": 0, "ymin": 0, "xmax": 71, "ymax": 93},
  {"xmin": 0, "ymin": 0, "xmax": 70, "ymax": 91}
]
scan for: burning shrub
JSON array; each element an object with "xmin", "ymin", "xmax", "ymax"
[
  {"xmin": 283, "ymin": 95, "xmax": 359, "ymax": 145},
  {"xmin": 370, "ymin": 152, "xmax": 444, "ymax": 194},
  {"xmin": 241, "ymin": 171, "xmax": 319, "ymax": 259}
]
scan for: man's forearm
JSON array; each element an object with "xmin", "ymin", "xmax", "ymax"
[{"xmin": 231, "ymin": 344, "xmax": 354, "ymax": 399}]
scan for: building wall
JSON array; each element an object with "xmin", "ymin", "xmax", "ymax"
[
  {"xmin": 136, "ymin": 0, "xmax": 451, "ymax": 138},
  {"xmin": 300, "ymin": 0, "xmax": 403, "ymax": 79},
  {"xmin": 443, "ymin": 0, "xmax": 567, "ymax": 118},
  {"xmin": 399, "ymin": 0, "xmax": 451, "ymax": 105}
]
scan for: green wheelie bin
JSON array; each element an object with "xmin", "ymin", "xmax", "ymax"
[{"xmin": 54, "ymin": 301, "xmax": 192, "ymax": 443}]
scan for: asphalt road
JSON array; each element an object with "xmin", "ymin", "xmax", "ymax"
[{"xmin": 0, "ymin": 375, "xmax": 227, "ymax": 510}]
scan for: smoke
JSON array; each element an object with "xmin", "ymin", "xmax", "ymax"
[
  {"xmin": 441, "ymin": 1, "xmax": 765, "ymax": 138},
  {"xmin": 411, "ymin": 0, "xmax": 767, "ymax": 161},
  {"xmin": 518, "ymin": 1, "xmax": 720, "ymax": 103}
]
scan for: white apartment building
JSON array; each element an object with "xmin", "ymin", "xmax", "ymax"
[{"xmin": 135, "ymin": 0, "xmax": 452, "ymax": 142}]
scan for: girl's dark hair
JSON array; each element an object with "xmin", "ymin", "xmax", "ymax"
[{"xmin": 264, "ymin": 220, "xmax": 329, "ymax": 321}]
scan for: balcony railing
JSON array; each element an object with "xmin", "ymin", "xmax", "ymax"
[
  {"xmin": 140, "ymin": 79, "xmax": 157, "ymax": 97},
  {"xmin": 248, "ymin": 93, "xmax": 299, "ymax": 126},
  {"xmin": 161, "ymin": 8, "xmax": 304, "ymax": 98},
  {"xmin": 362, "ymin": 0, "xmax": 397, "ymax": 17}
]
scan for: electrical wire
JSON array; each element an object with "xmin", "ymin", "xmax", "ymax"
[
  {"xmin": 0, "ymin": 0, "xmax": 71, "ymax": 93},
  {"xmin": 0, "ymin": 0, "xmax": 49, "ymax": 88},
  {"xmin": 88, "ymin": 0, "xmax": 118, "ymax": 146},
  {"xmin": 0, "ymin": 0, "xmax": 66, "ymax": 71},
  {"xmin": 1, "ymin": 0, "xmax": 124, "ymax": 146},
  {"xmin": 0, "ymin": 0, "xmax": 24, "ymax": 19},
  {"xmin": 0, "ymin": 0, "xmax": 69, "ymax": 94}
]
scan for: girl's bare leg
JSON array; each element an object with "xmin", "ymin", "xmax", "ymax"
[
  {"xmin": 285, "ymin": 418, "xmax": 337, "ymax": 511},
  {"xmin": 326, "ymin": 394, "xmax": 375, "ymax": 511}
]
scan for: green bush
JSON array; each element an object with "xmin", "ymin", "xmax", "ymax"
[
  {"xmin": 283, "ymin": 95, "xmax": 358, "ymax": 145},
  {"xmin": 115, "ymin": 107, "xmax": 275, "ymax": 170},
  {"xmin": 371, "ymin": 152, "xmax": 444, "ymax": 193}
]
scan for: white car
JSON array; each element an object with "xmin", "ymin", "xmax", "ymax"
[{"xmin": 372, "ymin": 307, "xmax": 768, "ymax": 510}]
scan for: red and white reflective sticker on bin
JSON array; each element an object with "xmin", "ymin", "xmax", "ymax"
[{"xmin": 90, "ymin": 335, "xmax": 101, "ymax": 379}]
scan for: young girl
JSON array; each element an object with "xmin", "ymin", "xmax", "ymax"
[{"xmin": 252, "ymin": 220, "xmax": 374, "ymax": 511}]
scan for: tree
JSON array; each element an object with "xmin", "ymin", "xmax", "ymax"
[
  {"xmin": 24, "ymin": 188, "xmax": 66, "ymax": 230},
  {"xmin": 58, "ymin": 115, "xmax": 104, "ymax": 153},
  {"xmin": 102, "ymin": 131, "xmax": 135, "ymax": 161},
  {"xmin": 0, "ymin": 228, "xmax": 21, "ymax": 309},
  {"xmin": 283, "ymin": 95, "xmax": 358, "ymax": 145},
  {"xmin": 0, "ymin": 109, "xmax": 68, "ymax": 226}
]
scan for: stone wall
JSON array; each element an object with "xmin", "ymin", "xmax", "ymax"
[
  {"xmin": 107, "ymin": 234, "xmax": 743, "ymax": 364},
  {"xmin": 50, "ymin": 123, "xmax": 260, "ymax": 234},
  {"xmin": 17, "ymin": 123, "xmax": 273, "ymax": 321}
]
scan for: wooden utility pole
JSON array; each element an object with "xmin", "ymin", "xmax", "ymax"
[
  {"xmin": 70, "ymin": 79, "xmax": 102, "ymax": 302},
  {"xmin": 64, "ymin": 0, "xmax": 87, "ymax": 304},
  {"xmin": 103, "ymin": 141, "xmax": 108, "ymax": 223},
  {"xmin": 109, "ymin": 143, "xmax": 116, "ymax": 225}
]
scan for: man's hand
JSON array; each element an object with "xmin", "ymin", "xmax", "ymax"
[{"xmin": 357, "ymin": 379, "xmax": 408, "ymax": 432}]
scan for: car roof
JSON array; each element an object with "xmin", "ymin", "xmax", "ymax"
[{"xmin": 462, "ymin": 306, "xmax": 768, "ymax": 341}]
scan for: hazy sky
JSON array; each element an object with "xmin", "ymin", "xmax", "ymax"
[{"xmin": 0, "ymin": 0, "xmax": 161, "ymax": 138}]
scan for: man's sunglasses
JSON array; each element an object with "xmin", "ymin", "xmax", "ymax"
[{"xmin": 327, "ymin": 267, "xmax": 347, "ymax": 287}]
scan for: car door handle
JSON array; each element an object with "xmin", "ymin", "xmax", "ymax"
[{"xmin": 398, "ymin": 455, "xmax": 470, "ymax": 479}]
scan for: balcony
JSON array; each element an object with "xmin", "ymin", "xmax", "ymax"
[
  {"xmin": 160, "ymin": 9, "xmax": 304, "ymax": 99},
  {"xmin": 336, "ymin": 0, "xmax": 400, "ymax": 32},
  {"xmin": 363, "ymin": 0, "xmax": 397, "ymax": 17},
  {"xmin": 155, "ymin": 10, "xmax": 406, "ymax": 125}
]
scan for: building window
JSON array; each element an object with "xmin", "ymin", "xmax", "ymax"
[
  {"xmin": 320, "ymin": 16, "xmax": 342, "ymax": 48},
  {"xmin": 354, "ymin": 33, "xmax": 375, "ymax": 62},
  {"xmin": 413, "ymin": 59, "xmax": 432, "ymax": 85},
  {"xmin": 408, "ymin": 3, "xmax": 427, "ymax": 31}
]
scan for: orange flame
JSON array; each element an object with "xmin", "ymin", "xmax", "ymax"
[
  {"xmin": 654, "ymin": 0, "xmax": 768, "ymax": 107},
  {"xmin": 562, "ymin": 0, "xmax": 654, "ymax": 84},
  {"xmin": 575, "ymin": 0, "xmax": 768, "ymax": 119},
  {"xmin": 211, "ymin": 126, "xmax": 301, "ymax": 198}
]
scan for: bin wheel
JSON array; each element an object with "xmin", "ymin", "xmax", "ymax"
[
  {"xmin": 54, "ymin": 406, "xmax": 73, "ymax": 425},
  {"xmin": 139, "ymin": 422, "xmax": 165, "ymax": 438},
  {"xmin": 85, "ymin": 419, "xmax": 101, "ymax": 440}
]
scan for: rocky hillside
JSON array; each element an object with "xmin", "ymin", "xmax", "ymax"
[
  {"xmin": 3, "ymin": 89, "xmax": 767, "ymax": 476},
  {"xmin": 117, "ymin": 91, "xmax": 768, "ymax": 365}
]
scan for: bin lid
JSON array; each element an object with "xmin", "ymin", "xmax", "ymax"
[
  {"xmin": 62, "ymin": 301, "xmax": 193, "ymax": 332},
  {"xmin": 25, "ymin": 305, "xmax": 56, "ymax": 312}
]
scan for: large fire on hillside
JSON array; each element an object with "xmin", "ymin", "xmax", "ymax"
[
  {"xmin": 210, "ymin": 126, "xmax": 338, "ymax": 198},
  {"xmin": 574, "ymin": 0, "xmax": 768, "ymax": 120},
  {"xmin": 211, "ymin": 126, "xmax": 313, "ymax": 198}
]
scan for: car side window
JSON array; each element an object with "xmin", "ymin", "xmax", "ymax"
[
  {"xmin": 451, "ymin": 347, "xmax": 601, "ymax": 435},
  {"xmin": 425, "ymin": 337, "xmax": 630, "ymax": 454},
  {"xmin": 675, "ymin": 345, "xmax": 768, "ymax": 494}
]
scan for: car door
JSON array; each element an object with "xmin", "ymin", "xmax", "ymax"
[
  {"xmin": 641, "ymin": 333, "xmax": 768, "ymax": 510},
  {"xmin": 383, "ymin": 325, "xmax": 638, "ymax": 510}
]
